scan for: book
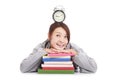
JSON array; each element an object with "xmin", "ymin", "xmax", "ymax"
[
  {"xmin": 38, "ymin": 69, "xmax": 74, "ymax": 74},
  {"xmin": 44, "ymin": 61, "xmax": 73, "ymax": 65},
  {"xmin": 43, "ymin": 56, "xmax": 71, "ymax": 58},
  {"xmin": 42, "ymin": 58, "xmax": 71, "ymax": 62},
  {"xmin": 48, "ymin": 52, "xmax": 75, "ymax": 56},
  {"xmin": 42, "ymin": 67, "xmax": 74, "ymax": 70},
  {"xmin": 41, "ymin": 64, "xmax": 73, "ymax": 67},
  {"xmin": 38, "ymin": 52, "xmax": 75, "ymax": 74}
]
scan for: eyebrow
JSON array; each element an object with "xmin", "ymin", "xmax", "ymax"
[{"xmin": 55, "ymin": 32, "xmax": 67, "ymax": 36}]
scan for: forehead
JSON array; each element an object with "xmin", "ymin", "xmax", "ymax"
[{"xmin": 53, "ymin": 27, "xmax": 67, "ymax": 35}]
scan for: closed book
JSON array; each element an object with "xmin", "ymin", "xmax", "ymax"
[
  {"xmin": 43, "ymin": 56, "xmax": 71, "ymax": 58},
  {"xmin": 48, "ymin": 52, "xmax": 75, "ymax": 56},
  {"xmin": 38, "ymin": 69, "xmax": 74, "ymax": 74},
  {"xmin": 44, "ymin": 61, "xmax": 73, "ymax": 65},
  {"xmin": 42, "ymin": 58, "xmax": 71, "ymax": 62},
  {"xmin": 42, "ymin": 67, "xmax": 74, "ymax": 70},
  {"xmin": 41, "ymin": 64, "xmax": 73, "ymax": 67}
]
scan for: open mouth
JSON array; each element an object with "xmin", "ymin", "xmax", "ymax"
[{"xmin": 56, "ymin": 43, "xmax": 65, "ymax": 48}]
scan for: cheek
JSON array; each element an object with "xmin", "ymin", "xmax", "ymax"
[
  {"xmin": 51, "ymin": 37, "xmax": 58, "ymax": 42},
  {"xmin": 65, "ymin": 39, "xmax": 68, "ymax": 44},
  {"xmin": 50, "ymin": 38, "xmax": 58, "ymax": 45}
]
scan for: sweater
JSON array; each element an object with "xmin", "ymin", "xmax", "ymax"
[{"xmin": 20, "ymin": 39, "xmax": 97, "ymax": 73}]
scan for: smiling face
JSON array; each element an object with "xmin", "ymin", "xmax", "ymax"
[{"xmin": 49, "ymin": 27, "xmax": 68, "ymax": 50}]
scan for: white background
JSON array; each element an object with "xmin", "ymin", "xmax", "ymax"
[{"xmin": 0, "ymin": 0, "xmax": 120, "ymax": 80}]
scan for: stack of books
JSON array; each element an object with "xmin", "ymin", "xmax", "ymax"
[{"xmin": 38, "ymin": 52, "xmax": 75, "ymax": 74}]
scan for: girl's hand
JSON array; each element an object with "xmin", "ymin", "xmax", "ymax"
[
  {"xmin": 68, "ymin": 49, "xmax": 77, "ymax": 55},
  {"xmin": 50, "ymin": 49, "xmax": 78, "ymax": 55}
]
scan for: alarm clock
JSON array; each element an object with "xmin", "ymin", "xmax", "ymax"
[{"xmin": 52, "ymin": 10, "xmax": 66, "ymax": 22}]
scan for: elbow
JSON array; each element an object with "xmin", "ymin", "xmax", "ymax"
[
  {"xmin": 20, "ymin": 63, "xmax": 28, "ymax": 73},
  {"xmin": 90, "ymin": 67, "xmax": 97, "ymax": 73},
  {"xmin": 20, "ymin": 68, "xmax": 27, "ymax": 73},
  {"xmin": 89, "ymin": 58, "xmax": 97, "ymax": 73},
  {"xmin": 83, "ymin": 65, "xmax": 97, "ymax": 73},
  {"xmin": 90, "ymin": 63, "xmax": 97, "ymax": 73},
  {"xmin": 80, "ymin": 66, "xmax": 97, "ymax": 73}
]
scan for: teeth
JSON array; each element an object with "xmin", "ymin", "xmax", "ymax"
[{"xmin": 56, "ymin": 43, "xmax": 64, "ymax": 47}]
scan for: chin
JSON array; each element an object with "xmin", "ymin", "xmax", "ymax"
[
  {"xmin": 57, "ymin": 48, "xmax": 64, "ymax": 50},
  {"xmin": 54, "ymin": 46, "xmax": 65, "ymax": 50}
]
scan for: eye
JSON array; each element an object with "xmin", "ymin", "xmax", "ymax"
[
  {"xmin": 56, "ymin": 34, "xmax": 60, "ymax": 37},
  {"xmin": 64, "ymin": 36, "xmax": 67, "ymax": 39}
]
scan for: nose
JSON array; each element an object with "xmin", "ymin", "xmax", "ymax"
[{"xmin": 59, "ymin": 37, "xmax": 64, "ymax": 43}]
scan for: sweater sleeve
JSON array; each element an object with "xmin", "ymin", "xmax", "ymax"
[
  {"xmin": 20, "ymin": 43, "xmax": 47, "ymax": 73},
  {"xmin": 71, "ymin": 43, "xmax": 97, "ymax": 73}
]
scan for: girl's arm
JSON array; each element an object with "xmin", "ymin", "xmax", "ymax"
[
  {"xmin": 20, "ymin": 43, "xmax": 47, "ymax": 73},
  {"xmin": 71, "ymin": 43, "xmax": 97, "ymax": 73}
]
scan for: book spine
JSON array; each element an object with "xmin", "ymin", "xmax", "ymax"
[
  {"xmin": 48, "ymin": 53, "xmax": 75, "ymax": 56},
  {"xmin": 44, "ymin": 61, "xmax": 72, "ymax": 65},
  {"xmin": 42, "ymin": 67, "xmax": 74, "ymax": 70},
  {"xmin": 42, "ymin": 58, "xmax": 71, "ymax": 62},
  {"xmin": 38, "ymin": 69, "xmax": 74, "ymax": 74},
  {"xmin": 41, "ymin": 64, "xmax": 73, "ymax": 67},
  {"xmin": 43, "ymin": 56, "xmax": 71, "ymax": 58}
]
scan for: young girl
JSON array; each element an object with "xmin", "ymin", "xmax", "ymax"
[{"xmin": 20, "ymin": 22, "xmax": 97, "ymax": 73}]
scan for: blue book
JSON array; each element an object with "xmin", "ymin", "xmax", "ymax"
[{"xmin": 42, "ymin": 58, "xmax": 71, "ymax": 62}]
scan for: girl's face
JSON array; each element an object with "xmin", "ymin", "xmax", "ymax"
[{"xmin": 49, "ymin": 27, "xmax": 68, "ymax": 50}]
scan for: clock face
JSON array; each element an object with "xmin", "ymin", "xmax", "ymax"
[{"xmin": 53, "ymin": 10, "xmax": 65, "ymax": 22}]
